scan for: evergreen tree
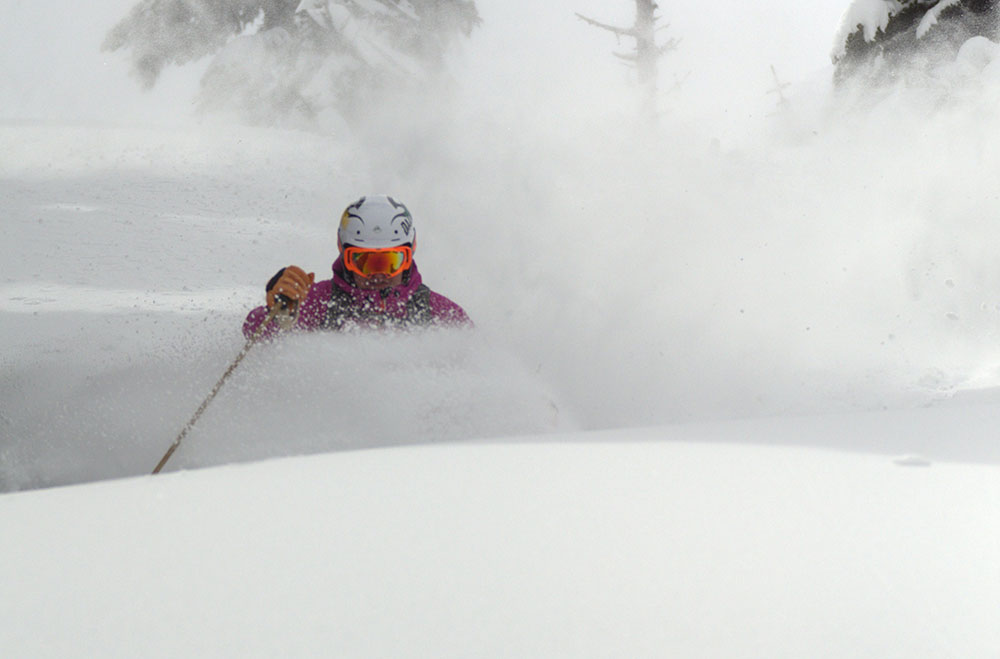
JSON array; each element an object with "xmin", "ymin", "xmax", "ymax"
[
  {"xmin": 833, "ymin": 0, "xmax": 999, "ymax": 83},
  {"xmin": 103, "ymin": 0, "xmax": 480, "ymax": 126}
]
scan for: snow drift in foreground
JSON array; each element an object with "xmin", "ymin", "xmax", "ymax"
[{"xmin": 1, "ymin": 428, "xmax": 998, "ymax": 657}]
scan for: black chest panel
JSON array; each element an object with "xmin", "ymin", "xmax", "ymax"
[{"xmin": 323, "ymin": 284, "xmax": 434, "ymax": 331}]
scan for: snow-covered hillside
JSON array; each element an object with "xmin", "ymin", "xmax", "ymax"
[
  {"xmin": 2, "ymin": 0, "xmax": 1000, "ymax": 654},
  {"xmin": 2, "ymin": 432, "xmax": 998, "ymax": 657}
]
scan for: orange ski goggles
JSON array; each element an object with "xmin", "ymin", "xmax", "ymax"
[{"xmin": 343, "ymin": 246, "xmax": 413, "ymax": 279}]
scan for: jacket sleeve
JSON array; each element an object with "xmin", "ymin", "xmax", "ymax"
[
  {"xmin": 242, "ymin": 304, "xmax": 277, "ymax": 340},
  {"xmin": 242, "ymin": 280, "xmax": 331, "ymax": 339},
  {"xmin": 428, "ymin": 291, "xmax": 473, "ymax": 327}
]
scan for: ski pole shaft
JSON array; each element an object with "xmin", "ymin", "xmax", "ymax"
[{"xmin": 152, "ymin": 303, "xmax": 288, "ymax": 474}]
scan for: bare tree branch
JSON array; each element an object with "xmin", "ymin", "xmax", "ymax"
[
  {"xmin": 575, "ymin": 13, "xmax": 636, "ymax": 38},
  {"xmin": 658, "ymin": 37, "xmax": 680, "ymax": 57}
]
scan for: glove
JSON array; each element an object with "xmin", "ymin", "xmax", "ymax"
[{"xmin": 266, "ymin": 265, "xmax": 315, "ymax": 311}]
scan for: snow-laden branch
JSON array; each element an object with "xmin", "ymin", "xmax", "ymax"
[
  {"xmin": 916, "ymin": 0, "xmax": 961, "ymax": 38},
  {"xmin": 831, "ymin": 0, "xmax": 901, "ymax": 61}
]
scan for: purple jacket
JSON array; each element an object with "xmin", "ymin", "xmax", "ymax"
[{"xmin": 243, "ymin": 257, "xmax": 471, "ymax": 339}]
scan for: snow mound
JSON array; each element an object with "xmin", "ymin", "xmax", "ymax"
[{"xmin": 2, "ymin": 437, "xmax": 998, "ymax": 657}]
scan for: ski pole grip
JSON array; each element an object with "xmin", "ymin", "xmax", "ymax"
[{"xmin": 272, "ymin": 293, "xmax": 300, "ymax": 330}]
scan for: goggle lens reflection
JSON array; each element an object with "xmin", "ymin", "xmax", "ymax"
[{"xmin": 344, "ymin": 246, "xmax": 412, "ymax": 278}]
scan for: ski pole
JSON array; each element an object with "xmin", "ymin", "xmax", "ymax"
[{"xmin": 151, "ymin": 299, "xmax": 295, "ymax": 474}]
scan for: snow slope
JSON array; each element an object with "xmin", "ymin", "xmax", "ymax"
[
  {"xmin": 2, "ymin": 427, "xmax": 998, "ymax": 657},
  {"xmin": 3, "ymin": 0, "xmax": 1000, "ymax": 653}
]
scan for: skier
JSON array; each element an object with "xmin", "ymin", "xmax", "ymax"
[{"xmin": 243, "ymin": 195, "xmax": 471, "ymax": 338}]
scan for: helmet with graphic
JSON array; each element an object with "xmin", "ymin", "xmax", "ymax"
[
  {"xmin": 338, "ymin": 195, "xmax": 416, "ymax": 249},
  {"xmin": 338, "ymin": 195, "xmax": 417, "ymax": 281}
]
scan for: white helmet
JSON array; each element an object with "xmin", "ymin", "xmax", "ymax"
[{"xmin": 338, "ymin": 195, "xmax": 416, "ymax": 249}]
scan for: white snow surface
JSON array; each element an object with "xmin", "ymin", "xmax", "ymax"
[
  {"xmin": 2, "ymin": 435, "xmax": 998, "ymax": 657},
  {"xmin": 3, "ymin": 0, "xmax": 1000, "ymax": 655}
]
